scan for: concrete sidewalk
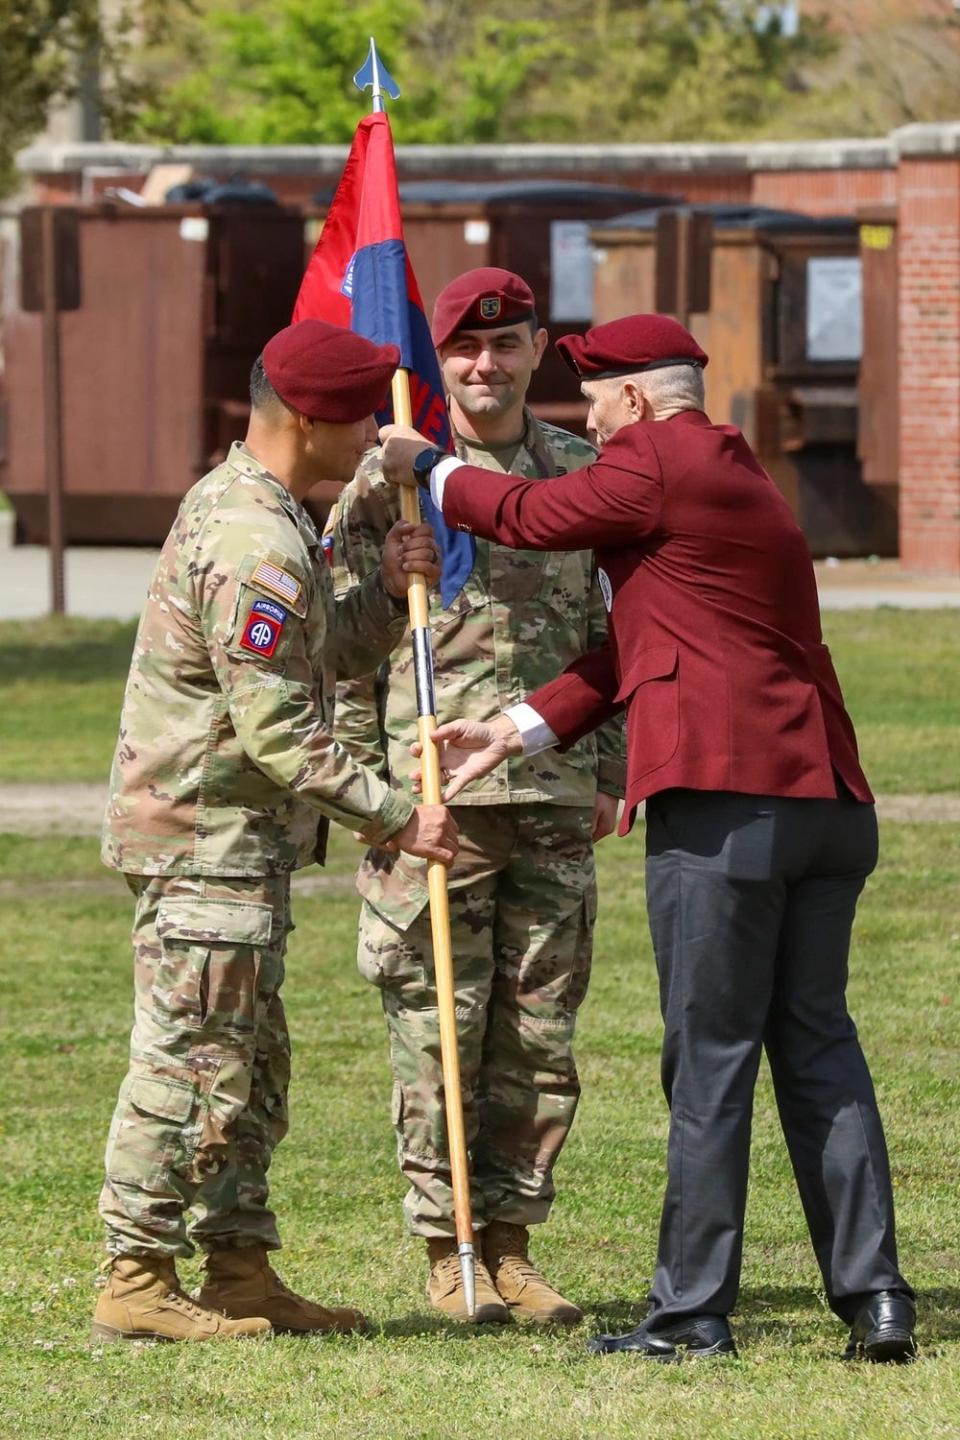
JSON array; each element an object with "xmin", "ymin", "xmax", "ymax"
[{"xmin": 3, "ymin": 544, "xmax": 960, "ymax": 620}]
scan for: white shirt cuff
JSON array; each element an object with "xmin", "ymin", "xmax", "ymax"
[
  {"xmin": 504, "ymin": 702, "xmax": 559, "ymax": 756},
  {"xmin": 429, "ymin": 456, "xmax": 466, "ymax": 510}
]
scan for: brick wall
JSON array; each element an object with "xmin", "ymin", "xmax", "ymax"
[
  {"xmin": 897, "ymin": 151, "xmax": 960, "ymax": 574},
  {"xmin": 752, "ymin": 167, "xmax": 896, "ymax": 215}
]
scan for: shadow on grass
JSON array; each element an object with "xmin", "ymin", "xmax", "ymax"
[
  {"xmin": 377, "ymin": 1310, "xmax": 519, "ymax": 1340},
  {"xmin": 580, "ymin": 1286, "xmax": 960, "ymax": 1352},
  {"xmin": 0, "ymin": 620, "xmax": 137, "ymax": 685}
]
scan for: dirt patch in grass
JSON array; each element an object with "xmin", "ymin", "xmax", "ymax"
[{"xmin": 3, "ymin": 782, "xmax": 960, "ymax": 839}]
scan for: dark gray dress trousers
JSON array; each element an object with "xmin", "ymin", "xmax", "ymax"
[{"xmin": 644, "ymin": 786, "xmax": 913, "ymax": 1326}]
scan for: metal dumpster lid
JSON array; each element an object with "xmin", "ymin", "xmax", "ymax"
[
  {"xmin": 395, "ymin": 179, "xmax": 671, "ymax": 207},
  {"xmin": 593, "ymin": 202, "xmax": 859, "ymax": 233}
]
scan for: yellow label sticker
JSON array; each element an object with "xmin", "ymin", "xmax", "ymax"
[{"xmin": 860, "ymin": 224, "xmax": 894, "ymax": 251}]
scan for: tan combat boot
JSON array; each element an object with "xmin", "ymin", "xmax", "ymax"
[
  {"xmin": 196, "ymin": 1245, "xmax": 367, "ymax": 1335},
  {"xmin": 483, "ymin": 1222, "xmax": 583, "ymax": 1324},
  {"xmin": 426, "ymin": 1238, "xmax": 510, "ymax": 1324},
  {"xmin": 91, "ymin": 1254, "xmax": 271, "ymax": 1342}
]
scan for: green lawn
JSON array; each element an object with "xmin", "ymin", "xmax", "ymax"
[
  {"xmin": 1, "ymin": 821, "xmax": 958, "ymax": 1440},
  {"xmin": 1, "ymin": 610, "xmax": 958, "ymax": 1437},
  {"xmin": 0, "ymin": 611, "xmax": 956, "ymax": 790}
]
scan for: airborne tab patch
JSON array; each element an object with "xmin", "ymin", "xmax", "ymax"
[
  {"xmin": 240, "ymin": 599, "xmax": 287, "ymax": 658},
  {"xmin": 250, "ymin": 559, "xmax": 303, "ymax": 610}
]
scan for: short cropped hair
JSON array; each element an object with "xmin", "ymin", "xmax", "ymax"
[
  {"xmin": 249, "ymin": 354, "xmax": 284, "ymax": 413},
  {"xmin": 635, "ymin": 362, "xmax": 705, "ymax": 414}
]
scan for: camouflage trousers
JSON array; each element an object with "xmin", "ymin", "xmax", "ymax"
[
  {"xmin": 99, "ymin": 873, "xmax": 292, "ymax": 1258},
  {"xmin": 357, "ymin": 804, "xmax": 597, "ymax": 1238}
]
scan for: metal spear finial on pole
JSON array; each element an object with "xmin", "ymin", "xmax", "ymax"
[
  {"xmin": 353, "ymin": 42, "xmax": 477, "ymax": 1321},
  {"xmin": 353, "ymin": 37, "xmax": 401, "ymax": 114}
]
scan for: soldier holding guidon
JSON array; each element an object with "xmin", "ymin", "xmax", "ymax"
[
  {"xmin": 329, "ymin": 269, "xmax": 626, "ymax": 1325},
  {"xmin": 94, "ymin": 320, "xmax": 457, "ymax": 1343}
]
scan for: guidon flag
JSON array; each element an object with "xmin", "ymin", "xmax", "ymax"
[{"xmin": 293, "ymin": 111, "xmax": 474, "ymax": 606}]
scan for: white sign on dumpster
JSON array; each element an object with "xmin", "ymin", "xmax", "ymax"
[
  {"xmin": 806, "ymin": 256, "xmax": 862, "ymax": 361},
  {"xmin": 550, "ymin": 221, "xmax": 594, "ymax": 322}
]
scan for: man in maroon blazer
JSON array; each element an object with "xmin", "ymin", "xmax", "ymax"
[{"xmin": 378, "ymin": 313, "xmax": 916, "ymax": 1364}]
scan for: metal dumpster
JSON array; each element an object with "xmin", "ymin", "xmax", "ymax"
[
  {"xmin": 592, "ymin": 202, "xmax": 897, "ymax": 557},
  {"xmin": 2, "ymin": 202, "xmax": 305, "ymax": 543},
  {"xmin": 393, "ymin": 180, "xmax": 672, "ymax": 432}
]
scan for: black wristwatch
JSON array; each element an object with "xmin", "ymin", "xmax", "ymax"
[{"xmin": 411, "ymin": 445, "xmax": 448, "ymax": 486}]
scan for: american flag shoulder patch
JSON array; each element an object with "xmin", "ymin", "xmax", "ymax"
[{"xmin": 250, "ymin": 559, "xmax": 304, "ymax": 612}]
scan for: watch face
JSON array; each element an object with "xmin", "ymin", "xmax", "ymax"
[{"xmin": 414, "ymin": 447, "xmax": 442, "ymax": 479}]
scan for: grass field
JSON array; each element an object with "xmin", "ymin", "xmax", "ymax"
[
  {"xmin": 0, "ymin": 610, "xmax": 958, "ymax": 790},
  {"xmin": 1, "ymin": 614, "xmax": 959, "ymax": 1439}
]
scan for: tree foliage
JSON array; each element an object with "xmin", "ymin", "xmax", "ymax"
[
  {"xmin": 3, "ymin": 0, "xmax": 958, "ymax": 188},
  {"xmin": 0, "ymin": 0, "xmax": 190, "ymax": 195},
  {"xmin": 0, "ymin": 1, "xmax": 98, "ymax": 193},
  {"xmin": 125, "ymin": 0, "xmax": 833, "ymax": 146}
]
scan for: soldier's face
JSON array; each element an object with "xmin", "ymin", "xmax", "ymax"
[
  {"xmin": 581, "ymin": 379, "xmax": 644, "ymax": 444},
  {"xmin": 302, "ymin": 414, "xmax": 379, "ymax": 488},
  {"xmin": 439, "ymin": 324, "xmax": 548, "ymax": 420}
]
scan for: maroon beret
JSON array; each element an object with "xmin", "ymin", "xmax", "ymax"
[
  {"xmin": 556, "ymin": 314, "xmax": 708, "ymax": 378},
  {"xmin": 262, "ymin": 319, "xmax": 400, "ymax": 422},
  {"xmin": 431, "ymin": 267, "xmax": 536, "ymax": 347}
]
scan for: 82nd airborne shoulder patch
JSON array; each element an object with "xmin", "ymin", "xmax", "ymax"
[{"xmin": 240, "ymin": 598, "xmax": 288, "ymax": 658}]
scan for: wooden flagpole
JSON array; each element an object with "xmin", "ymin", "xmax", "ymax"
[{"xmin": 356, "ymin": 38, "xmax": 476, "ymax": 1316}]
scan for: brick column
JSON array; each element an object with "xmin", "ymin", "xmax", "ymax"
[{"xmin": 896, "ymin": 124, "xmax": 960, "ymax": 575}]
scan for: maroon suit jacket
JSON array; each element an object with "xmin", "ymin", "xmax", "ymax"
[{"xmin": 440, "ymin": 410, "xmax": 871, "ymax": 833}]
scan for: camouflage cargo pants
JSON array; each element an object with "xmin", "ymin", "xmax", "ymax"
[
  {"xmin": 357, "ymin": 804, "xmax": 597, "ymax": 1238},
  {"xmin": 99, "ymin": 873, "xmax": 292, "ymax": 1257}
]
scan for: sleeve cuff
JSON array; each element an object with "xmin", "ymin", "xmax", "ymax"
[
  {"xmin": 361, "ymin": 787, "xmax": 415, "ymax": 845},
  {"xmin": 368, "ymin": 567, "xmax": 410, "ymax": 621},
  {"xmin": 429, "ymin": 456, "xmax": 466, "ymax": 511},
  {"xmin": 503, "ymin": 702, "xmax": 559, "ymax": 756}
]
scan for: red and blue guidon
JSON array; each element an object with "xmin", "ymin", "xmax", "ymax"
[
  {"xmin": 292, "ymin": 111, "xmax": 474, "ymax": 607},
  {"xmin": 240, "ymin": 598, "xmax": 287, "ymax": 658}
]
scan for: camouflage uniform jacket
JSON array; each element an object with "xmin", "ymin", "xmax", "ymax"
[
  {"xmin": 102, "ymin": 441, "xmax": 415, "ymax": 878},
  {"xmin": 330, "ymin": 412, "xmax": 626, "ymax": 806}
]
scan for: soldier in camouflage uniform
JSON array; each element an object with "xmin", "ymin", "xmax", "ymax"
[
  {"xmin": 330, "ymin": 270, "xmax": 625, "ymax": 1325},
  {"xmin": 93, "ymin": 319, "xmax": 457, "ymax": 1344}
]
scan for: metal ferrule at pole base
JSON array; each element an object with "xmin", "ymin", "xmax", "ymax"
[
  {"xmin": 411, "ymin": 626, "xmax": 437, "ymax": 718},
  {"xmin": 458, "ymin": 1242, "xmax": 477, "ymax": 1319}
]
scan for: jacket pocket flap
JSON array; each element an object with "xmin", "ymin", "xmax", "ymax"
[
  {"xmin": 156, "ymin": 898, "xmax": 273, "ymax": 946},
  {"xmin": 127, "ymin": 1074, "xmax": 194, "ymax": 1123},
  {"xmin": 356, "ymin": 853, "xmax": 430, "ymax": 931},
  {"xmin": 614, "ymin": 646, "xmax": 678, "ymax": 702}
]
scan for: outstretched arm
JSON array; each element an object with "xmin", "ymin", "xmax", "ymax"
[{"xmin": 380, "ymin": 423, "xmax": 663, "ymax": 552}]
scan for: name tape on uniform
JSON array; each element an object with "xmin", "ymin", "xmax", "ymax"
[
  {"xmin": 240, "ymin": 598, "xmax": 288, "ymax": 658},
  {"xmin": 250, "ymin": 559, "xmax": 303, "ymax": 610}
]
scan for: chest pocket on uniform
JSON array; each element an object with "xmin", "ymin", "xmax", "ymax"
[
  {"xmin": 487, "ymin": 544, "xmax": 549, "ymax": 603},
  {"xmin": 536, "ymin": 550, "xmax": 592, "ymax": 633}
]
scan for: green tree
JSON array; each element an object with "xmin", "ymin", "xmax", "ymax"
[
  {"xmin": 125, "ymin": 0, "xmax": 835, "ymax": 146},
  {"xmin": 0, "ymin": 0, "xmax": 192, "ymax": 196},
  {"xmin": 130, "ymin": 0, "xmax": 565, "ymax": 145},
  {"xmin": 0, "ymin": 1, "xmax": 99, "ymax": 194}
]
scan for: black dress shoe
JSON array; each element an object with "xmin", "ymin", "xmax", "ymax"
[
  {"xmin": 843, "ymin": 1290, "xmax": 917, "ymax": 1364},
  {"xmin": 588, "ymin": 1314, "xmax": 737, "ymax": 1360}
]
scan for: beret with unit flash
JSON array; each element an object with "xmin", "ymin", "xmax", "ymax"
[{"xmin": 431, "ymin": 267, "xmax": 536, "ymax": 347}]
